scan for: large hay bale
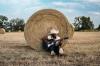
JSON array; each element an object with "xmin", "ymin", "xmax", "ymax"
[
  {"xmin": 0, "ymin": 28, "xmax": 5, "ymax": 34},
  {"xmin": 24, "ymin": 9, "xmax": 74, "ymax": 50}
]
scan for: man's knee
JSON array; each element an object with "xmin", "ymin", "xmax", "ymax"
[{"xmin": 59, "ymin": 48, "xmax": 64, "ymax": 54}]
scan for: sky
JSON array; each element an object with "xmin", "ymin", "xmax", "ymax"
[{"xmin": 0, "ymin": 0, "xmax": 100, "ymax": 28}]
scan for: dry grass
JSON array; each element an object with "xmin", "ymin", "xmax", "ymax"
[{"xmin": 0, "ymin": 32, "xmax": 100, "ymax": 66}]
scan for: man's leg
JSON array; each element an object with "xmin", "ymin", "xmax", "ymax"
[
  {"xmin": 57, "ymin": 42, "xmax": 64, "ymax": 55},
  {"xmin": 49, "ymin": 45, "xmax": 56, "ymax": 55},
  {"xmin": 53, "ymin": 45, "xmax": 59, "ymax": 55}
]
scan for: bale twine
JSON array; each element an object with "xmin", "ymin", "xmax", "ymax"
[
  {"xmin": 0, "ymin": 28, "xmax": 5, "ymax": 34},
  {"xmin": 24, "ymin": 9, "xmax": 74, "ymax": 50}
]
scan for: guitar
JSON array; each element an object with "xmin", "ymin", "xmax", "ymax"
[
  {"xmin": 54, "ymin": 37, "xmax": 69, "ymax": 46},
  {"xmin": 55, "ymin": 37, "xmax": 69, "ymax": 42}
]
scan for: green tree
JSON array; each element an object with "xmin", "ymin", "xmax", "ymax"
[
  {"xmin": 96, "ymin": 24, "xmax": 100, "ymax": 31},
  {"xmin": 74, "ymin": 16, "xmax": 94, "ymax": 31},
  {"xmin": 0, "ymin": 15, "xmax": 8, "ymax": 28},
  {"xmin": 73, "ymin": 17, "xmax": 81, "ymax": 31},
  {"xmin": 10, "ymin": 18, "xmax": 25, "ymax": 31}
]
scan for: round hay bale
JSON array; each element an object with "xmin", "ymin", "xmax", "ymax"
[
  {"xmin": 0, "ymin": 28, "xmax": 5, "ymax": 34},
  {"xmin": 24, "ymin": 9, "xmax": 74, "ymax": 50}
]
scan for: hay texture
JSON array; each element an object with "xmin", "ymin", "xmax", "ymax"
[
  {"xmin": 24, "ymin": 9, "xmax": 74, "ymax": 50},
  {"xmin": 0, "ymin": 28, "xmax": 5, "ymax": 34}
]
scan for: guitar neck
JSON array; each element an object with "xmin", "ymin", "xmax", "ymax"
[{"xmin": 58, "ymin": 37, "xmax": 68, "ymax": 41}]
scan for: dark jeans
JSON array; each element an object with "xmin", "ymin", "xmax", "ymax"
[
  {"xmin": 48, "ymin": 44, "xmax": 59, "ymax": 55},
  {"xmin": 42, "ymin": 39, "xmax": 61, "ymax": 55}
]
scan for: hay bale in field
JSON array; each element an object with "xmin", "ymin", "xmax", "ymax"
[
  {"xmin": 24, "ymin": 9, "xmax": 74, "ymax": 50},
  {"xmin": 0, "ymin": 28, "xmax": 5, "ymax": 34}
]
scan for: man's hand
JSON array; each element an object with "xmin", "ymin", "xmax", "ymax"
[{"xmin": 48, "ymin": 43, "xmax": 54, "ymax": 47}]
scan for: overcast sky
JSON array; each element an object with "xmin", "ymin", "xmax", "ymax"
[{"xmin": 0, "ymin": 0, "xmax": 100, "ymax": 27}]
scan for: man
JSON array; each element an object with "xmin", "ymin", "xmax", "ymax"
[{"xmin": 42, "ymin": 28, "xmax": 64, "ymax": 55}]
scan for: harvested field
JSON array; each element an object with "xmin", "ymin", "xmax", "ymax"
[{"xmin": 0, "ymin": 32, "xmax": 100, "ymax": 66}]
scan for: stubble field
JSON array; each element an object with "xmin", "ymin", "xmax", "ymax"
[{"xmin": 0, "ymin": 32, "xmax": 100, "ymax": 66}]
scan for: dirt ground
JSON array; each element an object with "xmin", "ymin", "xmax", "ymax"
[{"xmin": 0, "ymin": 32, "xmax": 100, "ymax": 66}]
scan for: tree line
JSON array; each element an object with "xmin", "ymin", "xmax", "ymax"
[
  {"xmin": 0, "ymin": 15, "xmax": 25, "ymax": 32},
  {"xmin": 73, "ymin": 16, "xmax": 100, "ymax": 31},
  {"xmin": 0, "ymin": 15, "xmax": 100, "ymax": 32}
]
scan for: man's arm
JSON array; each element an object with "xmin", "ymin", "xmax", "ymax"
[{"xmin": 55, "ymin": 37, "xmax": 69, "ymax": 46}]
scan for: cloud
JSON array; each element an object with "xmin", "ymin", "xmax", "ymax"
[
  {"xmin": 86, "ymin": 0, "xmax": 100, "ymax": 3},
  {"xmin": 74, "ymin": 0, "xmax": 100, "ymax": 3},
  {"xmin": 82, "ymin": 0, "xmax": 100, "ymax": 5},
  {"xmin": 0, "ymin": 0, "xmax": 100, "ymax": 27},
  {"xmin": 88, "ymin": 11, "xmax": 100, "ymax": 16},
  {"xmin": 0, "ymin": 0, "xmax": 38, "ymax": 5},
  {"xmin": 52, "ymin": 2, "xmax": 66, "ymax": 7},
  {"xmin": 52, "ymin": 2, "xmax": 85, "ymax": 9},
  {"xmin": 0, "ymin": 0, "xmax": 41, "ymax": 20}
]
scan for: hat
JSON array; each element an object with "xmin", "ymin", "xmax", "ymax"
[{"xmin": 49, "ymin": 28, "xmax": 59, "ymax": 34}]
